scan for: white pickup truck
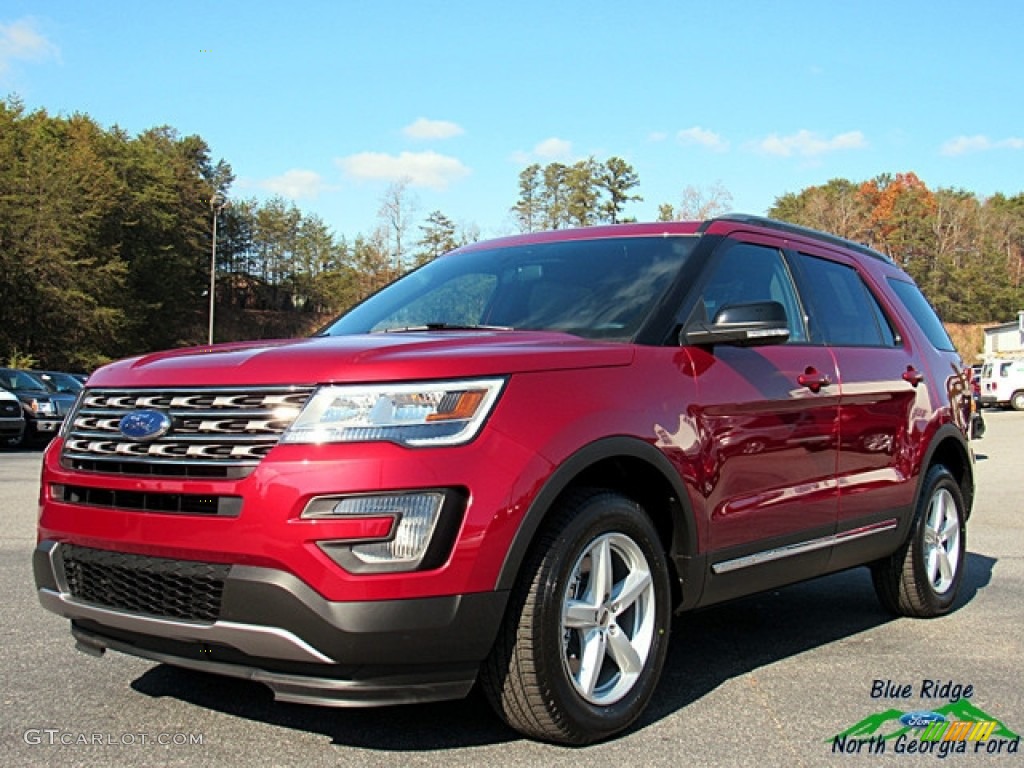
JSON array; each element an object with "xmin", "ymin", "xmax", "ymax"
[{"xmin": 0, "ymin": 388, "xmax": 26, "ymax": 447}]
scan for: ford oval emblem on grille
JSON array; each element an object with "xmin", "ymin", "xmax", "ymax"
[{"xmin": 118, "ymin": 409, "xmax": 172, "ymax": 441}]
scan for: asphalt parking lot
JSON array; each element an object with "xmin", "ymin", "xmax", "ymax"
[{"xmin": 1, "ymin": 413, "xmax": 1021, "ymax": 767}]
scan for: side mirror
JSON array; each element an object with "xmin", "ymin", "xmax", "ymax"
[{"xmin": 682, "ymin": 300, "xmax": 791, "ymax": 348}]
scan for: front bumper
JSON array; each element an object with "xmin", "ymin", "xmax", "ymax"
[
  {"xmin": 28, "ymin": 417, "xmax": 62, "ymax": 439},
  {"xmin": 34, "ymin": 540, "xmax": 508, "ymax": 706},
  {"xmin": 0, "ymin": 416, "xmax": 24, "ymax": 440}
]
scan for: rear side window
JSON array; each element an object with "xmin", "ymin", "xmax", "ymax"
[
  {"xmin": 795, "ymin": 254, "xmax": 897, "ymax": 347},
  {"xmin": 886, "ymin": 278, "xmax": 955, "ymax": 352}
]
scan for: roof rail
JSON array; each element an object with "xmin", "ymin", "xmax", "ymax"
[{"xmin": 701, "ymin": 213, "xmax": 894, "ymax": 264}]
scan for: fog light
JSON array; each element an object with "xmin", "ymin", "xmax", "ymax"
[{"xmin": 309, "ymin": 492, "xmax": 445, "ymax": 573}]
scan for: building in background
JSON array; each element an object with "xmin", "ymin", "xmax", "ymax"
[{"xmin": 983, "ymin": 312, "xmax": 1024, "ymax": 359}]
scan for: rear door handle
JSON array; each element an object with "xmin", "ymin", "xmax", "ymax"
[
  {"xmin": 902, "ymin": 367, "xmax": 925, "ymax": 387},
  {"xmin": 798, "ymin": 367, "xmax": 832, "ymax": 393}
]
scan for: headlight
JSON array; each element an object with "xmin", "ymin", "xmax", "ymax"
[
  {"xmin": 31, "ymin": 398, "xmax": 55, "ymax": 416},
  {"xmin": 281, "ymin": 378, "xmax": 504, "ymax": 447}
]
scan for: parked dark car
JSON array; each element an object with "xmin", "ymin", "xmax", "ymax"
[
  {"xmin": 34, "ymin": 370, "xmax": 85, "ymax": 395},
  {"xmin": 0, "ymin": 368, "xmax": 76, "ymax": 446},
  {"xmin": 967, "ymin": 366, "xmax": 985, "ymax": 439}
]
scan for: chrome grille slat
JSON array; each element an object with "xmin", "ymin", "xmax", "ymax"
[{"xmin": 61, "ymin": 386, "xmax": 315, "ymax": 478}]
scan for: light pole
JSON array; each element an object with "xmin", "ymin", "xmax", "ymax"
[{"xmin": 208, "ymin": 192, "xmax": 228, "ymax": 344}]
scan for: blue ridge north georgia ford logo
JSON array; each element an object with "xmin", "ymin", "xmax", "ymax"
[{"xmin": 118, "ymin": 409, "xmax": 172, "ymax": 441}]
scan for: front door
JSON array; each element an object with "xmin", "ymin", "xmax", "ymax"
[{"xmin": 682, "ymin": 237, "xmax": 841, "ymax": 598}]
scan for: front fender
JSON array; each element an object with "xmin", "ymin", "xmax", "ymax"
[{"xmin": 494, "ymin": 436, "xmax": 700, "ymax": 597}]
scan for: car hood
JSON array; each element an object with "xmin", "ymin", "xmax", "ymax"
[{"xmin": 86, "ymin": 331, "xmax": 635, "ymax": 388}]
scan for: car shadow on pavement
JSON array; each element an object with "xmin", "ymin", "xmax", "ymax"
[
  {"xmin": 130, "ymin": 554, "xmax": 996, "ymax": 750},
  {"xmin": 640, "ymin": 552, "xmax": 994, "ymax": 730}
]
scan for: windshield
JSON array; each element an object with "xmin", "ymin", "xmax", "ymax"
[
  {"xmin": 0, "ymin": 368, "xmax": 49, "ymax": 393},
  {"xmin": 322, "ymin": 236, "xmax": 697, "ymax": 341},
  {"xmin": 38, "ymin": 372, "xmax": 84, "ymax": 394}
]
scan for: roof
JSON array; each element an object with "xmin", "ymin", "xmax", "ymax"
[{"xmin": 451, "ymin": 214, "xmax": 894, "ymax": 264}]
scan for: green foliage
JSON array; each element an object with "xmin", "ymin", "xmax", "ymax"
[
  {"xmin": 5, "ymin": 348, "xmax": 37, "ymax": 369},
  {"xmin": 0, "ymin": 100, "xmax": 368, "ymax": 366},
  {"xmin": 512, "ymin": 156, "xmax": 642, "ymax": 232},
  {"xmin": 600, "ymin": 157, "xmax": 642, "ymax": 224},
  {"xmin": 769, "ymin": 176, "xmax": 1024, "ymax": 324},
  {"xmin": 415, "ymin": 210, "xmax": 459, "ymax": 266}
]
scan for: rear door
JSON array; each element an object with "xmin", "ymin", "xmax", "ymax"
[{"xmin": 788, "ymin": 247, "xmax": 922, "ymax": 569}]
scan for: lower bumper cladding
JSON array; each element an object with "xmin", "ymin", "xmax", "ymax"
[{"xmin": 34, "ymin": 540, "xmax": 508, "ymax": 707}]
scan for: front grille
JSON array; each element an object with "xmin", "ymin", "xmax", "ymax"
[
  {"xmin": 61, "ymin": 387, "xmax": 314, "ymax": 478},
  {"xmin": 61, "ymin": 544, "xmax": 230, "ymax": 623},
  {"xmin": 0, "ymin": 401, "xmax": 19, "ymax": 418}
]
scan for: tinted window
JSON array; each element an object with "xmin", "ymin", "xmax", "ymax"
[
  {"xmin": 696, "ymin": 242, "xmax": 808, "ymax": 342},
  {"xmin": 796, "ymin": 254, "xmax": 896, "ymax": 347},
  {"xmin": 886, "ymin": 278, "xmax": 955, "ymax": 352}
]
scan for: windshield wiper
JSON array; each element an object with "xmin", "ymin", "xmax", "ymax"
[{"xmin": 378, "ymin": 323, "xmax": 513, "ymax": 333}]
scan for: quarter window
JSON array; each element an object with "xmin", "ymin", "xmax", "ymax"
[{"xmin": 886, "ymin": 277, "xmax": 955, "ymax": 352}]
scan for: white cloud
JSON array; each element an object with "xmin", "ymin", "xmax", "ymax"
[
  {"xmin": 941, "ymin": 134, "xmax": 1024, "ymax": 156},
  {"xmin": 337, "ymin": 150, "xmax": 470, "ymax": 189},
  {"xmin": 403, "ymin": 117, "xmax": 464, "ymax": 140},
  {"xmin": 510, "ymin": 137, "xmax": 574, "ymax": 165},
  {"xmin": 534, "ymin": 137, "xmax": 572, "ymax": 159},
  {"xmin": 677, "ymin": 126, "xmax": 729, "ymax": 152},
  {"xmin": 255, "ymin": 169, "xmax": 330, "ymax": 200},
  {"xmin": 0, "ymin": 18, "xmax": 59, "ymax": 73},
  {"xmin": 755, "ymin": 129, "xmax": 866, "ymax": 157}
]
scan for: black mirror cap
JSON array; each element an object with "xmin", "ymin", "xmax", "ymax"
[{"xmin": 682, "ymin": 300, "xmax": 791, "ymax": 348}]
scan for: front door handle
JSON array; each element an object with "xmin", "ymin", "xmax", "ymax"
[{"xmin": 798, "ymin": 367, "xmax": 832, "ymax": 393}]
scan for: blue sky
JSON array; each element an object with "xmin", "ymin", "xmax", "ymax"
[{"xmin": 2, "ymin": 1, "xmax": 1022, "ymax": 241}]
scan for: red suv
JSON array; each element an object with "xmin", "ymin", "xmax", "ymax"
[{"xmin": 35, "ymin": 215, "xmax": 975, "ymax": 744}]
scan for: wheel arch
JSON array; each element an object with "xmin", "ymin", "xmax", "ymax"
[
  {"xmin": 494, "ymin": 436, "xmax": 699, "ymax": 609},
  {"xmin": 1010, "ymin": 389, "xmax": 1024, "ymax": 411},
  {"xmin": 918, "ymin": 423, "xmax": 975, "ymax": 521}
]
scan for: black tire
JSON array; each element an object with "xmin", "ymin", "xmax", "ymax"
[
  {"xmin": 1011, "ymin": 391, "xmax": 1024, "ymax": 412},
  {"xmin": 871, "ymin": 465, "xmax": 966, "ymax": 617},
  {"xmin": 481, "ymin": 490, "xmax": 672, "ymax": 745}
]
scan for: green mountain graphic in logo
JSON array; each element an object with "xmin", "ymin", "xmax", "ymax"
[{"xmin": 831, "ymin": 699, "xmax": 1020, "ymax": 742}]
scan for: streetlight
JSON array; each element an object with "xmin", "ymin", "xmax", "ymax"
[{"xmin": 208, "ymin": 192, "xmax": 228, "ymax": 344}]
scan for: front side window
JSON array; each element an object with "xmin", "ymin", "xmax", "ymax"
[
  {"xmin": 694, "ymin": 242, "xmax": 808, "ymax": 342},
  {"xmin": 323, "ymin": 236, "xmax": 697, "ymax": 341}
]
